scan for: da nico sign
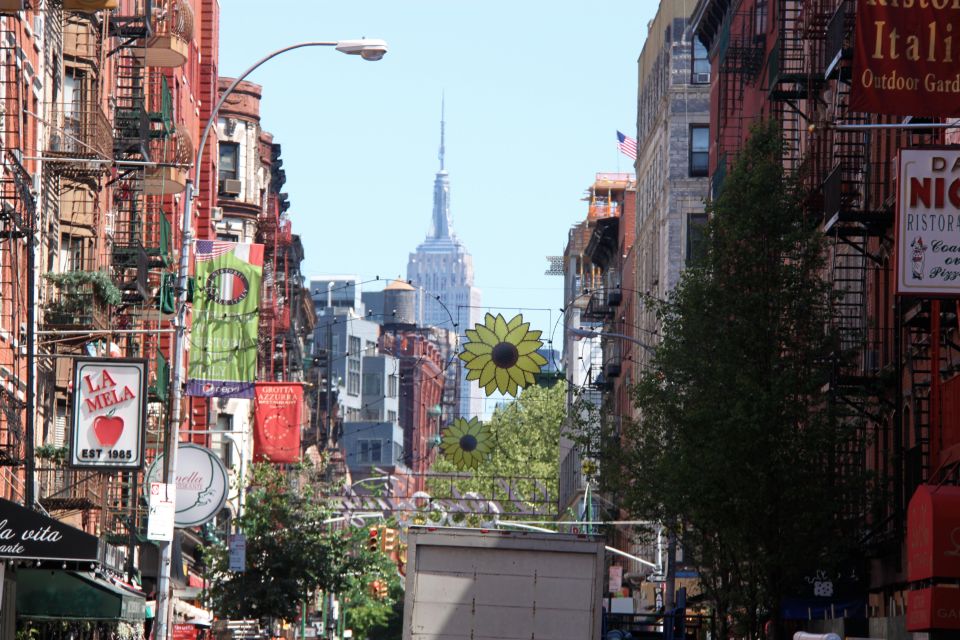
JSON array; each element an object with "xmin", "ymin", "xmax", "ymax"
[
  {"xmin": 897, "ymin": 149, "xmax": 960, "ymax": 296},
  {"xmin": 70, "ymin": 358, "xmax": 147, "ymax": 470},
  {"xmin": 146, "ymin": 444, "xmax": 229, "ymax": 528}
]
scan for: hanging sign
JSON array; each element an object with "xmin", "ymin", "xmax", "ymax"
[
  {"xmin": 146, "ymin": 444, "xmax": 229, "ymax": 528},
  {"xmin": 609, "ymin": 565, "xmax": 623, "ymax": 593},
  {"xmin": 147, "ymin": 482, "xmax": 176, "ymax": 542},
  {"xmin": 228, "ymin": 534, "xmax": 246, "ymax": 572},
  {"xmin": 186, "ymin": 241, "xmax": 263, "ymax": 398},
  {"xmin": 70, "ymin": 358, "xmax": 147, "ymax": 469},
  {"xmin": 896, "ymin": 149, "xmax": 960, "ymax": 295},
  {"xmin": 0, "ymin": 497, "xmax": 100, "ymax": 562},
  {"xmin": 254, "ymin": 383, "xmax": 303, "ymax": 463},
  {"xmin": 853, "ymin": 2, "xmax": 960, "ymax": 116}
]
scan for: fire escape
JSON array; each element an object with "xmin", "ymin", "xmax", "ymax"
[
  {"xmin": 711, "ymin": 7, "xmax": 765, "ymax": 194},
  {"xmin": 101, "ymin": 0, "xmax": 192, "ymax": 546},
  {"xmin": 0, "ymin": 6, "xmax": 32, "ymax": 481},
  {"xmin": 37, "ymin": 7, "xmax": 112, "ymax": 516}
]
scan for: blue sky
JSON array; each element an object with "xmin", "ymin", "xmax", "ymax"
[{"xmin": 219, "ymin": 1, "xmax": 657, "ymax": 355}]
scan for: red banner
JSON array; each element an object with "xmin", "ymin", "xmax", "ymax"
[
  {"xmin": 906, "ymin": 484, "xmax": 960, "ymax": 582},
  {"xmin": 254, "ymin": 383, "xmax": 303, "ymax": 463},
  {"xmin": 853, "ymin": 2, "xmax": 960, "ymax": 116},
  {"xmin": 907, "ymin": 586, "xmax": 960, "ymax": 631}
]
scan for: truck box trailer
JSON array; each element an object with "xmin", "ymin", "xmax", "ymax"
[{"xmin": 402, "ymin": 527, "xmax": 605, "ymax": 640}]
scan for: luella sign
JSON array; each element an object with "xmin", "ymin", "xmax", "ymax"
[
  {"xmin": 0, "ymin": 498, "xmax": 100, "ymax": 562},
  {"xmin": 146, "ymin": 444, "xmax": 229, "ymax": 528}
]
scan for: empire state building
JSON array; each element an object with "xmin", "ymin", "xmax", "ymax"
[{"xmin": 407, "ymin": 108, "xmax": 483, "ymax": 420}]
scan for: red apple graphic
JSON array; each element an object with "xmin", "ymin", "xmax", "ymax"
[{"xmin": 93, "ymin": 414, "xmax": 125, "ymax": 447}]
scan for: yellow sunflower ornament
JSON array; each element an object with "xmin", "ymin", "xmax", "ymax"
[
  {"xmin": 459, "ymin": 313, "xmax": 546, "ymax": 397},
  {"xmin": 440, "ymin": 417, "xmax": 492, "ymax": 469}
]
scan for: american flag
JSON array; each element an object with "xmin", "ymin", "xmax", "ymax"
[
  {"xmin": 196, "ymin": 240, "xmax": 236, "ymax": 261},
  {"xmin": 617, "ymin": 130, "xmax": 637, "ymax": 160}
]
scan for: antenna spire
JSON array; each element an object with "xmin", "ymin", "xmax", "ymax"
[{"xmin": 439, "ymin": 92, "xmax": 446, "ymax": 171}]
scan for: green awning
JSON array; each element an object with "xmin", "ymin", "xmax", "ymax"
[{"xmin": 16, "ymin": 570, "xmax": 146, "ymax": 621}]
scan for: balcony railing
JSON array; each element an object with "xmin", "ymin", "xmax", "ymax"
[
  {"xmin": 36, "ymin": 465, "xmax": 102, "ymax": 511},
  {"xmin": 43, "ymin": 277, "xmax": 110, "ymax": 330},
  {"xmin": 145, "ymin": 123, "xmax": 193, "ymax": 195},
  {"xmin": 582, "ymin": 289, "xmax": 615, "ymax": 322},
  {"xmin": 45, "ymin": 103, "xmax": 113, "ymax": 163},
  {"xmin": 63, "ymin": 0, "xmax": 118, "ymax": 12},
  {"xmin": 146, "ymin": 0, "xmax": 194, "ymax": 68},
  {"xmin": 587, "ymin": 202, "xmax": 618, "ymax": 222}
]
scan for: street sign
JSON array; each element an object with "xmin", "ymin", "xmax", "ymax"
[
  {"xmin": 228, "ymin": 534, "xmax": 246, "ymax": 572},
  {"xmin": 147, "ymin": 482, "xmax": 176, "ymax": 542}
]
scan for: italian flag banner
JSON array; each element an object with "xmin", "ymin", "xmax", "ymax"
[{"xmin": 186, "ymin": 241, "xmax": 264, "ymax": 398}]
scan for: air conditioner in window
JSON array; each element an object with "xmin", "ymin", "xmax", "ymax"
[
  {"xmin": 694, "ymin": 72, "xmax": 710, "ymax": 84},
  {"xmin": 220, "ymin": 179, "xmax": 242, "ymax": 196},
  {"xmin": 210, "ymin": 206, "xmax": 223, "ymax": 222}
]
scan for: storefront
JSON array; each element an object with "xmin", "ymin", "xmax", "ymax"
[{"xmin": 0, "ymin": 498, "xmax": 146, "ymax": 640}]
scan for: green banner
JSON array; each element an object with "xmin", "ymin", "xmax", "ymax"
[{"xmin": 186, "ymin": 241, "xmax": 263, "ymax": 398}]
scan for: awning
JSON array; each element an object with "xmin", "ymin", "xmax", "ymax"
[
  {"xmin": 16, "ymin": 569, "xmax": 146, "ymax": 621},
  {"xmin": 0, "ymin": 497, "xmax": 100, "ymax": 563}
]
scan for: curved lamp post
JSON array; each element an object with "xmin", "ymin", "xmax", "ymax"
[{"xmin": 155, "ymin": 38, "xmax": 388, "ymax": 640}]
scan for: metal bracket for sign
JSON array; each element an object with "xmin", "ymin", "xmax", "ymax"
[{"xmin": 831, "ymin": 122, "xmax": 960, "ymax": 130}]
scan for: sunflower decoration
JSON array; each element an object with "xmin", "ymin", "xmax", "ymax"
[
  {"xmin": 459, "ymin": 313, "xmax": 547, "ymax": 397},
  {"xmin": 440, "ymin": 417, "xmax": 493, "ymax": 470}
]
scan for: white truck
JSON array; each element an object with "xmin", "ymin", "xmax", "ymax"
[{"xmin": 402, "ymin": 527, "xmax": 606, "ymax": 640}]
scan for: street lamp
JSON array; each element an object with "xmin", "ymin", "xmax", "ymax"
[
  {"xmin": 567, "ymin": 326, "xmax": 656, "ymax": 355},
  {"xmin": 155, "ymin": 38, "xmax": 388, "ymax": 640}
]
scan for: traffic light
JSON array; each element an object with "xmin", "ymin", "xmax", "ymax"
[
  {"xmin": 367, "ymin": 527, "xmax": 380, "ymax": 552},
  {"xmin": 382, "ymin": 527, "xmax": 398, "ymax": 553}
]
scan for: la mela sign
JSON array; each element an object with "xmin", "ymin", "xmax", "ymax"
[
  {"xmin": 897, "ymin": 149, "xmax": 960, "ymax": 295},
  {"xmin": 70, "ymin": 358, "xmax": 148, "ymax": 470}
]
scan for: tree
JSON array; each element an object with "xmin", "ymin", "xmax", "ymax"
[
  {"xmin": 615, "ymin": 121, "xmax": 870, "ymax": 639},
  {"xmin": 204, "ymin": 462, "xmax": 396, "ymax": 625},
  {"xmin": 428, "ymin": 382, "xmax": 565, "ymax": 522}
]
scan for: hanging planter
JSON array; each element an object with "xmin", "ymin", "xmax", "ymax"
[{"xmin": 459, "ymin": 313, "xmax": 546, "ymax": 396}]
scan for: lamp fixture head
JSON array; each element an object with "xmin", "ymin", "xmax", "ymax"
[{"xmin": 335, "ymin": 39, "xmax": 388, "ymax": 61}]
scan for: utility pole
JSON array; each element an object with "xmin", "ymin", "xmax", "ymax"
[{"xmin": 325, "ymin": 319, "xmax": 334, "ymax": 449}]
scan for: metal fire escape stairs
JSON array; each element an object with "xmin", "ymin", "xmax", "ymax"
[
  {"xmin": 0, "ymin": 13, "xmax": 31, "ymax": 473},
  {"xmin": 712, "ymin": 8, "xmax": 765, "ymax": 195},
  {"xmin": 102, "ymin": 1, "xmax": 162, "ymax": 548}
]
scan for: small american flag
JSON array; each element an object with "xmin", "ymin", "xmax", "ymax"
[
  {"xmin": 617, "ymin": 130, "xmax": 637, "ymax": 160},
  {"xmin": 196, "ymin": 240, "xmax": 236, "ymax": 261}
]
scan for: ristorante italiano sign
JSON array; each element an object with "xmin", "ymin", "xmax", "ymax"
[
  {"xmin": 897, "ymin": 148, "xmax": 960, "ymax": 295},
  {"xmin": 853, "ymin": 0, "xmax": 960, "ymax": 116}
]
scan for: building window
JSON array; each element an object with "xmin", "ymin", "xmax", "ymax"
[
  {"xmin": 388, "ymin": 410, "xmax": 397, "ymax": 422},
  {"xmin": 358, "ymin": 439, "xmax": 382, "ymax": 464},
  {"xmin": 687, "ymin": 213, "xmax": 709, "ymax": 265},
  {"xmin": 387, "ymin": 374, "xmax": 399, "ymax": 398},
  {"xmin": 755, "ymin": 0, "xmax": 768, "ymax": 35},
  {"xmin": 363, "ymin": 373, "xmax": 381, "ymax": 396},
  {"xmin": 348, "ymin": 336, "xmax": 361, "ymax": 396},
  {"xmin": 692, "ymin": 38, "xmax": 710, "ymax": 84},
  {"xmin": 689, "ymin": 126, "xmax": 709, "ymax": 177},
  {"xmin": 219, "ymin": 142, "xmax": 239, "ymax": 181}
]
